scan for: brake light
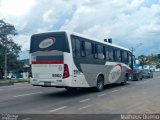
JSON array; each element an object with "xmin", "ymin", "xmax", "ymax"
[
  {"xmin": 29, "ymin": 64, "xmax": 33, "ymax": 78},
  {"xmin": 63, "ymin": 64, "xmax": 70, "ymax": 78},
  {"xmin": 126, "ymin": 68, "xmax": 132, "ymax": 73}
]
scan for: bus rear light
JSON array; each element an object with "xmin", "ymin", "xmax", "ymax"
[
  {"xmin": 126, "ymin": 68, "xmax": 132, "ymax": 73},
  {"xmin": 29, "ymin": 64, "xmax": 33, "ymax": 78},
  {"xmin": 63, "ymin": 64, "xmax": 70, "ymax": 78}
]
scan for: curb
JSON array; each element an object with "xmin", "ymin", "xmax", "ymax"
[
  {"xmin": 0, "ymin": 82, "xmax": 14, "ymax": 86},
  {"xmin": 14, "ymin": 82, "xmax": 29, "ymax": 85}
]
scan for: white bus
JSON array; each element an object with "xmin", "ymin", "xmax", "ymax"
[{"xmin": 30, "ymin": 31, "xmax": 133, "ymax": 91}]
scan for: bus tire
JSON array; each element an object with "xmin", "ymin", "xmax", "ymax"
[
  {"xmin": 121, "ymin": 74, "xmax": 128, "ymax": 85},
  {"xmin": 121, "ymin": 79, "xmax": 127, "ymax": 85},
  {"xmin": 95, "ymin": 75, "xmax": 104, "ymax": 92}
]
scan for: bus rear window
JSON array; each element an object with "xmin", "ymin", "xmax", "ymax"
[{"xmin": 30, "ymin": 32, "xmax": 70, "ymax": 53}]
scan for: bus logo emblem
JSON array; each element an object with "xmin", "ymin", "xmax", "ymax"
[
  {"xmin": 109, "ymin": 64, "xmax": 122, "ymax": 83},
  {"xmin": 39, "ymin": 37, "xmax": 56, "ymax": 48}
]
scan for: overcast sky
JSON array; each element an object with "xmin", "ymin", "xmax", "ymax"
[{"xmin": 0, "ymin": 0, "xmax": 160, "ymax": 58}]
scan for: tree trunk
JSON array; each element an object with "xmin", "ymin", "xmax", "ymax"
[{"xmin": 4, "ymin": 41, "xmax": 7, "ymax": 79}]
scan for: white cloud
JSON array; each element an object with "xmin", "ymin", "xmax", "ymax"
[
  {"xmin": 61, "ymin": 0, "xmax": 160, "ymax": 56},
  {"xmin": 0, "ymin": 0, "xmax": 160, "ymax": 57},
  {"xmin": 13, "ymin": 34, "xmax": 30, "ymax": 51},
  {"xmin": 126, "ymin": 0, "xmax": 144, "ymax": 10},
  {"xmin": 0, "ymin": 0, "xmax": 36, "ymax": 16},
  {"xmin": 43, "ymin": 10, "xmax": 57, "ymax": 23}
]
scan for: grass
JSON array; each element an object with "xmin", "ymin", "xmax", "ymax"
[{"xmin": 0, "ymin": 79, "xmax": 29, "ymax": 86}]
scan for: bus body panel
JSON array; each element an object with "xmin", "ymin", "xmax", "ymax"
[
  {"xmin": 30, "ymin": 52, "xmax": 71, "ymax": 87},
  {"xmin": 30, "ymin": 31, "xmax": 132, "ymax": 88},
  {"xmin": 72, "ymin": 60, "xmax": 130, "ymax": 87},
  {"xmin": 30, "ymin": 32, "xmax": 73, "ymax": 87}
]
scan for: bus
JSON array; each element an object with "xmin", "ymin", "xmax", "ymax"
[{"xmin": 29, "ymin": 31, "xmax": 133, "ymax": 91}]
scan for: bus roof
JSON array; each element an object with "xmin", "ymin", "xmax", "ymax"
[
  {"xmin": 32, "ymin": 30, "xmax": 131, "ymax": 53},
  {"xmin": 66, "ymin": 31, "xmax": 131, "ymax": 52}
]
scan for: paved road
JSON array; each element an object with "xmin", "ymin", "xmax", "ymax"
[{"xmin": 0, "ymin": 72, "xmax": 160, "ymax": 114}]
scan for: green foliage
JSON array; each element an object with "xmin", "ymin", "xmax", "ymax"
[
  {"xmin": 0, "ymin": 19, "xmax": 17, "ymax": 37},
  {"xmin": 138, "ymin": 54, "xmax": 160, "ymax": 67},
  {"xmin": 0, "ymin": 19, "xmax": 24, "ymax": 71},
  {"xmin": 7, "ymin": 53, "xmax": 25, "ymax": 71}
]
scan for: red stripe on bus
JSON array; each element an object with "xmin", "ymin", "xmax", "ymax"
[{"xmin": 32, "ymin": 60, "xmax": 64, "ymax": 64}]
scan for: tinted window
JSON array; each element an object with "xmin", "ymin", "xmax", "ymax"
[
  {"xmin": 113, "ymin": 48, "xmax": 117, "ymax": 61},
  {"xmin": 71, "ymin": 37, "xmax": 76, "ymax": 57},
  {"xmin": 95, "ymin": 44, "xmax": 98, "ymax": 59},
  {"xmin": 117, "ymin": 49, "xmax": 121, "ymax": 62},
  {"xmin": 81, "ymin": 40, "xmax": 85, "ymax": 57},
  {"xmin": 91, "ymin": 43, "xmax": 95, "ymax": 55},
  {"xmin": 30, "ymin": 32, "xmax": 69, "ymax": 53},
  {"xmin": 108, "ymin": 47, "xmax": 114, "ymax": 61},
  {"xmin": 75, "ymin": 38, "xmax": 81, "ymax": 57},
  {"xmin": 128, "ymin": 52, "xmax": 132, "ymax": 67},
  {"xmin": 105, "ymin": 47, "xmax": 109, "ymax": 60},
  {"xmin": 123, "ymin": 51, "xmax": 128, "ymax": 63},
  {"xmin": 85, "ymin": 41, "xmax": 92, "ymax": 58},
  {"xmin": 98, "ymin": 45, "xmax": 105, "ymax": 60}
]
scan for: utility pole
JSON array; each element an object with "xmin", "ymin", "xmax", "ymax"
[
  {"xmin": 4, "ymin": 38, "xmax": 8, "ymax": 79},
  {"xmin": 131, "ymin": 43, "xmax": 143, "ymax": 53},
  {"xmin": 131, "ymin": 43, "xmax": 143, "ymax": 69},
  {"xmin": 0, "ymin": 21, "xmax": 16, "ymax": 79}
]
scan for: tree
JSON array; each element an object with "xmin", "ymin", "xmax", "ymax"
[
  {"xmin": 0, "ymin": 19, "xmax": 22, "ymax": 79},
  {"xmin": 138, "ymin": 55, "xmax": 147, "ymax": 68},
  {"xmin": 138, "ymin": 54, "xmax": 160, "ymax": 70}
]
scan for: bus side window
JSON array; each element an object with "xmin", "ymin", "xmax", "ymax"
[
  {"xmin": 120, "ymin": 50, "xmax": 123, "ymax": 62},
  {"xmin": 71, "ymin": 37, "xmax": 76, "ymax": 57},
  {"xmin": 91, "ymin": 43, "xmax": 95, "ymax": 54},
  {"xmin": 98, "ymin": 45, "xmax": 105, "ymax": 60},
  {"xmin": 127, "ymin": 52, "xmax": 129, "ymax": 64},
  {"xmin": 128, "ymin": 53, "xmax": 132, "ymax": 67},
  {"xmin": 117, "ymin": 49, "xmax": 121, "ymax": 62},
  {"xmin": 103, "ymin": 46, "xmax": 106, "ymax": 60},
  {"xmin": 123, "ymin": 51, "xmax": 128, "ymax": 64},
  {"xmin": 75, "ymin": 38, "xmax": 81, "ymax": 57},
  {"xmin": 108, "ymin": 47, "xmax": 113, "ymax": 61},
  {"xmin": 81, "ymin": 40, "xmax": 86, "ymax": 57},
  {"xmin": 113, "ymin": 48, "xmax": 117, "ymax": 62},
  {"xmin": 122, "ymin": 51, "xmax": 124, "ymax": 62},
  {"xmin": 105, "ymin": 47, "xmax": 109, "ymax": 60},
  {"xmin": 94, "ymin": 44, "xmax": 98, "ymax": 59},
  {"xmin": 85, "ymin": 41, "xmax": 92, "ymax": 58}
]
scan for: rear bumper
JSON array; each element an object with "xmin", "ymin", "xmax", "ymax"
[
  {"xmin": 30, "ymin": 78, "xmax": 71, "ymax": 87},
  {"xmin": 142, "ymin": 75, "xmax": 151, "ymax": 78}
]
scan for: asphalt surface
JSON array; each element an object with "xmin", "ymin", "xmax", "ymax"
[{"xmin": 0, "ymin": 72, "xmax": 160, "ymax": 114}]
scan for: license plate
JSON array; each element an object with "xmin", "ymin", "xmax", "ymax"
[{"xmin": 44, "ymin": 82, "xmax": 51, "ymax": 86}]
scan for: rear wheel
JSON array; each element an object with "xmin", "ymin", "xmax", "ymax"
[
  {"xmin": 121, "ymin": 79, "xmax": 127, "ymax": 85},
  {"xmin": 121, "ymin": 78, "xmax": 127, "ymax": 85},
  {"xmin": 95, "ymin": 76, "xmax": 104, "ymax": 92},
  {"xmin": 121, "ymin": 73, "xmax": 128, "ymax": 85}
]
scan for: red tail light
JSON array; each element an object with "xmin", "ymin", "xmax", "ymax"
[
  {"xmin": 29, "ymin": 64, "xmax": 33, "ymax": 78},
  {"xmin": 126, "ymin": 68, "xmax": 132, "ymax": 73},
  {"xmin": 63, "ymin": 64, "xmax": 70, "ymax": 78}
]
